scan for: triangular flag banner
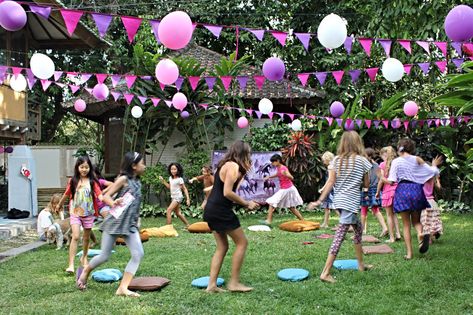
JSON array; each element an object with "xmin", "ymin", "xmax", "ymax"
[
  {"xmin": 111, "ymin": 91, "xmax": 121, "ymax": 101},
  {"xmin": 297, "ymin": 73, "xmax": 310, "ymax": 87},
  {"xmin": 416, "ymin": 41, "xmax": 430, "ymax": 54},
  {"xmin": 365, "ymin": 119, "xmax": 372, "ymax": 129},
  {"xmin": 220, "ymin": 76, "xmax": 233, "ymax": 91},
  {"xmin": 149, "ymin": 20, "xmax": 161, "ymax": 44},
  {"xmin": 11, "ymin": 67, "xmax": 22, "ymax": 78},
  {"xmin": 451, "ymin": 42, "xmax": 463, "ymax": 56},
  {"xmin": 398, "ymin": 40, "xmax": 412, "ymax": 54},
  {"xmin": 434, "ymin": 42, "xmax": 448, "ymax": 57},
  {"xmin": 138, "ymin": 96, "xmax": 147, "ymax": 105},
  {"xmin": 403, "ymin": 120, "xmax": 409, "ymax": 130},
  {"xmin": 418, "ymin": 120, "xmax": 425, "ymax": 128},
  {"xmin": 80, "ymin": 73, "xmax": 92, "ymax": 84},
  {"xmin": 435, "ymin": 61, "xmax": 447, "ymax": 73},
  {"xmin": 85, "ymin": 87, "xmax": 93, "ymax": 95},
  {"xmin": 164, "ymin": 100, "xmax": 172, "ymax": 108},
  {"xmin": 25, "ymin": 70, "xmax": 37, "ymax": 90},
  {"xmin": 125, "ymin": 75, "xmax": 137, "ymax": 89},
  {"xmin": 54, "ymin": 71, "xmax": 63, "ymax": 81},
  {"xmin": 315, "ymin": 72, "xmax": 327, "ymax": 86},
  {"xmin": 151, "ymin": 98, "xmax": 160, "ymax": 107},
  {"xmin": 295, "ymin": 33, "xmax": 311, "ymax": 51},
  {"xmin": 124, "ymin": 93, "xmax": 134, "ymax": 105},
  {"xmin": 276, "ymin": 112, "xmax": 284, "ymax": 119},
  {"xmin": 255, "ymin": 111, "xmax": 263, "ymax": 119},
  {"xmin": 69, "ymin": 85, "xmax": 80, "ymax": 94},
  {"xmin": 236, "ymin": 76, "xmax": 248, "ymax": 91},
  {"xmin": 373, "ymin": 120, "xmax": 380, "ymax": 128},
  {"xmin": 336, "ymin": 118, "xmax": 343, "ymax": 127},
  {"xmin": 205, "ymin": 77, "xmax": 217, "ymax": 90},
  {"xmin": 366, "ymin": 68, "xmax": 379, "ymax": 82},
  {"xmin": 441, "ymin": 118, "xmax": 448, "ymax": 126},
  {"xmin": 175, "ymin": 77, "xmax": 184, "ymax": 90},
  {"xmin": 0, "ymin": 66, "xmax": 7, "ymax": 81},
  {"xmin": 159, "ymin": 83, "xmax": 165, "ymax": 90},
  {"xmin": 188, "ymin": 76, "xmax": 201, "ymax": 91},
  {"xmin": 452, "ymin": 58, "xmax": 464, "ymax": 69},
  {"xmin": 418, "ymin": 62, "xmax": 430, "ymax": 75},
  {"xmin": 54, "ymin": 82, "xmax": 65, "ymax": 88},
  {"xmin": 40, "ymin": 80, "xmax": 52, "ymax": 91},
  {"xmin": 404, "ymin": 64, "xmax": 413, "ymax": 75},
  {"xmin": 378, "ymin": 39, "xmax": 392, "ymax": 56},
  {"xmin": 382, "ymin": 120, "xmax": 389, "ymax": 129},
  {"xmin": 111, "ymin": 75, "xmax": 121, "ymax": 87},
  {"xmin": 204, "ymin": 25, "xmax": 223, "ymax": 38},
  {"xmin": 254, "ymin": 76, "xmax": 265, "ymax": 90},
  {"xmin": 435, "ymin": 119, "xmax": 440, "ymax": 127},
  {"xmin": 268, "ymin": 112, "xmax": 274, "ymax": 119},
  {"xmin": 200, "ymin": 103, "xmax": 209, "ymax": 110},
  {"xmin": 60, "ymin": 9, "xmax": 83, "ymax": 36},
  {"xmin": 96, "ymin": 73, "xmax": 108, "ymax": 84},
  {"xmin": 247, "ymin": 29, "xmax": 265, "ymax": 41},
  {"xmin": 332, "ymin": 71, "xmax": 344, "ymax": 85},
  {"xmin": 356, "ymin": 119, "xmax": 363, "ymax": 128},
  {"xmin": 287, "ymin": 113, "xmax": 295, "ymax": 121},
  {"xmin": 326, "ymin": 117, "xmax": 334, "ymax": 126},
  {"xmin": 450, "ymin": 117, "xmax": 455, "ymax": 127},
  {"xmin": 271, "ymin": 32, "xmax": 288, "ymax": 46},
  {"xmin": 359, "ymin": 38, "xmax": 373, "ymax": 57},
  {"xmin": 29, "ymin": 5, "xmax": 51, "ymax": 20},
  {"xmin": 246, "ymin": 109, "xmax": 254, "ymax": 116},
  {"xmin": 349, "ymin": 70, "xmax": 361, "ymax": 83},
  {"xmin": 463, "ymin": 116, "xmax": 471, "ymax": 124},
  {"xmin": 344, "ymin": 37, "xmax": 354, "ymax": 54},
  {"xmin": 66, "ymin": 72, "xmax": 78, "ymax": 80},
  {"xmin": 92, "ymin": 13, "xmax": 113, "ymax": 38},
  {"xmin": 121, "ymin": 16, "xmax": 142, "ymax": 43}
]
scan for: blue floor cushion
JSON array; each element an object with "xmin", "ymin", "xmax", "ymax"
[
  {"xmin": 333, "ymin": 259, "xmax": 359, "ymax": 270},
  {"xmin": 277, "ymin": 268, "xmax": 309, "ymax": 281},
  {"xmin": 76, "ymin": 249, "xmax": 115, "ymax": 257},
  {"xmin": 191, "ymin": 276, "xmax": 224, "ymax": 288},
  {"xmin": 92, "ymin": 268, "xmax": 123, "ymax": 283}
]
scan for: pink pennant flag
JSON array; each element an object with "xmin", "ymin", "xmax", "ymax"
[
  {"xmin": 205, "ymin": 77, "xmax": 217, "ymax": 90},
  {"xmin": 271, "ymin": 31, "xmax": 288, "ymax": 46},
  {"xmin": 66, "ymin": 72, "xmax": 78, "ymax": 80},
  {"xmin": 220, "ymin": 76, "xmax": 232, "ymax": 91},
  {"xmin": 188, "ymin": 76, "xmax": 201, "ymax": 91},
  {"xmin": 332, "ymin": 71, "xmax": 344, "ymax": 85},
  {"xmin": 159, "ymin": 83, "xmax": 166, "ymax": 90},
  {"xmin": 80, "ymin": 73, "xmax": 92, "ymax": 84},
  {"xmin": 268, "ymin": 112, "xmax": 274, "ymax": 119},
  {"xmin": 123, "ymin": 93, "xmax": 134, "ymax": 105},
  {"xmin": 418, "ymin": 62, "xmax": 430, "ymax": 75},
  {"xmin": 247, "ymin": 29, "xmax": 265, "ymax": 41},
  {"xmin": 25, "ymin": 69, "xmax": 36, "ymax": 90},
  {"xmin": 96, "ymin": 74, "xmax": 108, "ymax": 84},
  {"xmin": 255, "ymin": 111, "xmax": 263, "ymax": 119},
  {"xmin": 315, "ymin": 72, "xmax": 327, "ymax": 86},
  {"xmin": 378, "ymin": 39, "xmax": 392, "ymax": 56},
  {"xmin": 236, "ymin": 76, "xmax": 248, "ymax": 91},
  {"xmin": 53, "ymin": 71, "xmax": 63, "ymax": 81},
  {"xmin": 54, "ymin": 82, "xmax": 65, "ymax": 88},
  {"xmin": 365, "ymin": 119, "xmax": 372, "ymax": 129},
  {"xmin": 200, "ymin": 103, "xmax": 209, "ymax": 110},
  {"xmin": 164, "ymin": 100, "xmax": 172, "ymax": 108},
  {"xmin": 69, "ymin": 85, "xmax": 80, "ymax": 94},
  {"xmin": 40, "ymin": 80, "xmax": 52, "ymax": 91},
  {"xmin": 326, "ymin": 117, "xmax": 334, "ymax": 126},
  {"xmin": 125, "ymin": 75, "xmax": 137, "ymax": 89},
  {"xmin": 382, "ymin": 120, "xmax": 389, "ymax": 129},
  {"xmin": 344, "ymin": 37, "xmax": 354, "ymax": 54},
  {"xmin": 295, "ymin": 33, "xmax": 311, "ymax": 51},
  {"xmin": 463, "ymin": 116, "xmax": 471, "ymax": 124},
  {"xmin": 85, "ymin": 87, "xmax": 93, "ymax": 95},
  {"xmin": 365, "ymin": 68, "xmax": 379, "ymax": 82},
  {"xmin": 297, "ymin": 73, "xmax": 310, "ymax": 87},
  {"xmin": 151, "ymin": 98, "xmax": 160, "ymax": 107},
  {"xmin": 404, "ymin": 64, "xmax": 413, "ymax": 75},
  {"xmin": 359, "ymin": 38, "xmax": 373, "ymax": 57},
  {"xmin": 111, "ymin": 91, "xmax": 121, "ymax": 101},
  {"xmin": 204, "ymin": 25, "xmax": 223, "ymax": 38},
  {"xmin": 246, "ymin": 109, "xmax": 254, "ymax": 116},
  {"xmin": 450, "ymin": 117, "xmax": 455, "ymax": 127},
  {"xmin": 29, "ymin": 5, "xmax": 51, "ymax": 20},
  {"xmin": 149, "ymin": 20, "xmax": 161, "ymax": 44},
  {"xmin": 92, "ymin": 13, "xmax": 113, "ymax": 38},
  {"xmin": 287, "ymin": 113, "xmax": 295, "ymax": 121},
  {"xmin": 416, "ymin": 41, "xmax": 430, "ymax": 54},
  {"xmin": 435, "ymin": 61, "xmax": 447, "ymax": 73},
  {"xmin": 398, "ymin": 40, "xmax": 412, "ymax": 54},
  {"xmin": 11, "ymin": 67, "xmax": 22, "ymax": 78},
  {"xmin": 253, "ymin": 76, "xmax": 265, "ymax": 90},
  {"xmin": 121, "ymin": 16, "xmax": 142, "ymax": 43},
  {"xmin": 60, "ymin": 9, "xmax": 83, "ymax": 36},
  {"xmin": 111, "ymin": 75, "xmax": 121, "ymax": 87},
  {"xmin": 403, "ymin": 120, "xmax": 409, "ymax": 130},
  {"xmin": 434, "ymin": 42, "xmax": 448, "ymax": 57},
  {"xmin": 435, "ymin": 119, "xmax": 440, "ymax": 127},
  {"xmin": 418, "ymin": 120, "xmax": 424, "ymax": 128},
  {"xmin": 138, "ymin": 96, "xmax": 147, "ymax": 105}
]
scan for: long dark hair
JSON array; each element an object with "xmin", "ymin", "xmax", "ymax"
[
  {"xmin": 217, "ymin": 140, "xmax": 252, "ymax": 176},
  {"xmin": 120, "ymin": 152, "xmax": 143, "ymax": 178},
  {"xmin": 168, "ymin": 163, "xmax": 183, "ymax": 178},
  {"xmin": 71, "ymin": 156, "xmax": 96, "ymax": 198},
  {"xmin": 270, "ymin": 154, "xmax": 285, "ymax": 165}
]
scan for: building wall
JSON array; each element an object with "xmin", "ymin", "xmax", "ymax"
[{"xmin": 0, "ymin": 85, "xmax": 27, "ymax": 125}]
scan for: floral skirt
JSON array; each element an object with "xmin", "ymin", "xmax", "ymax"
[{"xmin": 421, "ymin": 199, "xmax": 443, "ymax": 235}]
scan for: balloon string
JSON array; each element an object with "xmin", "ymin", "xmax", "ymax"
[{"xmin": 235, "ymin": 26, "xmax": 240, "ymax": 62}]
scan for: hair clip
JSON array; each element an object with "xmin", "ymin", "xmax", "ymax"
[
  {"xmin": 134, "ymin": 152, "xmax": 139, "ymax": 161},
  {"xmin": 398, "ymin": 146, "xmax": 404, "ymax": 152}
]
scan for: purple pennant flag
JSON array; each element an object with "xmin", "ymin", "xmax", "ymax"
[
  {"xmin": 247, "ymin": 29, "xmax": 265, "ymax": 41},
  {"xmin": 336, "ymin": 118, "xmax": 343, "ymax": 127},
  {"xmin": 30, "ymin": 5, "xmax": 51, "ymax": 20},
  {"xmin": 416, "ymin": 41, "xmax": 430, "ymax": 54},
  {"xmin": 452, "ymin": 58, "xmax": 464, "ymax": 69},
  {"xmin": 344, "ymin": 37, "xmax": 354, "ymax": 54},
  {"xmin": 378, "ymin": 39, "xmax": 392, "ymax": 56},
  {"xmin": 349, "ymin": 70, "xmax": 361, "ymax": 83},
  {"xmin": 398, "ymin": 40, "xmax": 412, "ymax": 54},
  {"xmin": 373, "ymin": 120, "xmax": 380, "ymax": 128},
  {"xmin": 295, "ymin": 33, "xmax": 311, "ymax": 51},
  {"xmin": 204, "ymin": 25, "xmax": 223, "ymax": 38},
  {"xmin": 80, "ymin": 73, "xmax": 92, "ymax": 85},
  {"xmin": 276, "ymin": 112, "xmax": 284, "ymax": 119},
  {"xmin": 123, "ymin": 93, "xmax": 134, "ymax": 105},
  {"xmin": 111, "ymin": 75, "xmax": 121, "ymax": 88},
  {"xmin": 315, "ymin": 72, "xmax": 327, "ymax": 86},
  {"xmin": 141, "ymin": 76, "xmax": 152, "ymax": 81},
  {"xmin": 111, "ymin": 91, "xmax": 121, "ymax": 101},
  {"xmin": 356, "ymin": 119, "xmax": 363, "ymax": 128},
  {"xmin": 138, "ymin": 96, "xmax": 147, "ymax": 105},
  {"xmin": 175, "ymin": 77, "xmax": 184, "ymax": 90},
  {"xmin": 188, "ymin": 76, "xmax": 201, "ymax": 91},
  {"xmin": 236, "ymin": 76, "xmax": 248, "ymax": 91},
  {"xmin": 60, "ymin": 9, "xmax": 83, "ymax": 36},
  {"xmin": 359, "ymin": 38, "xmax": 373, "ymax": 57},
  {"xmin": 0, "ymin": 66, "xmax": 6, "ymax": 81},
  {"xmin": 25, "ymin": 69, "xmax": 37, "ymax": 90},
  {"xmin": 205, "ymin": 77, "xmax": 217, "ymax": 91},
  {"xmin": 255, "ymin": 111, "xmax": 263, "ymax": 119},
  {"xmin": 271, "ymin": 32, "xmax": 288, "ymax": 46},
  {"xmin": 411, "ymin": 120, "xmax": 418, "ymax": 129},
  {"xmin": 418, "ymin": 62, "xmax": 430, "ymax": 75},
  {"xmin": 92, "ymin": 13, "xmax": 113, "ymax": 38},
  {"xmin": 69, "ymin": 85, "xmax": 80, "ymax": 94},
  {"xmin": 326, "ymin": 117, "xmax": 334, "ymax": 126},
  {"xmin": 149, "ymin": 20, "xmax": 161, "ymax": 44},
  {"xmin": 121, "ymin": 16, "xmax": 142, "ymax": 43},
  {"xmin": 54, "ymin": 71, "xmax": 63, "ymax": 81},
  {"xmin": 451, "ymin": 42, "xmax": 463, "ymax": 56}
]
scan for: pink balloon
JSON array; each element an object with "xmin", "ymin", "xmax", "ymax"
[
  {"xmin": 262, "ymin": 57, "xmax": 285, "ymax": 81},
  {"xmin": 92, "ymin": 83, "xmax": 109, "ymax": 101},
  {"xmin": 444, "ymin": 5, "xmax": 473, "ymax": 42},
  {"xmin": 0, "ymin": 1, "xmax": 27, "ymax": 32},
  {"xmin": 180, "ymin": 110, "xmax": 190, "ymax": 119},
  {"xmin": 155, "ymin": 59, "xmax": 179, "ymax": 85},
  {"xmin": 74, "ymin": 99, "xmax": 87, "ymax": 112},
  {"xmin": 172, "ymin": 92, "xmax": 187, "ymax": 111},
  {"xmin": 403, "ymin": 101, "xmax": 418, "ymax": 117},
  {"xmin": 330, "ymin": 101, "xmax": 345, "ymax": 117},
  {"xmin": 237, "ymin": 117, "xmax": 249, "ymax": 129},
  {"xmin": 158, "ymin": 11, "xmax": 193, "ymax": 50}
]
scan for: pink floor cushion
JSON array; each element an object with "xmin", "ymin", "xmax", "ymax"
[
  {"xmin": 128, "ymin": 277, "xmax": 171, "ymax": 291},
  {"xmin": 362, "ymin": 244, "xmax": 394, "ymax": 254}
]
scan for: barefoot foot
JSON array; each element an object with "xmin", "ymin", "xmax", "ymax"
[
  {"xmin": 116, "ymin": 288, "xmax": 140, "ymax": 298},
  {"xmin": 205, "ymin": 287, "xmax": 227, "ymax": 293},
  {"xmin": 359, "ymin": 264, "xmax": 373, "ymax": 271},
  {"xmin": 320, "ymin": 274, "xmax": 336, "ymax": 283},
  {"xmin": 227, "ymin": 283, "xmax": 253, "ymax": 292},
  {"xmin": 403, "ymin": 255, "xmax": 412, "ymax": 260}
]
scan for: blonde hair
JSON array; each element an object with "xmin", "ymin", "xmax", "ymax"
[
  {"xmin": 321, "ymin": 151, "xmax": 335, "ymax": 164},
  {"xmin": 336, "ymin": 131, "xmax": 366, "ymax": 175},
  {"xmin": 380, "ymin": 146, "xmax": 397, "ymax": 175},
  {"xmin": 48, "ymin": 193, "xmax": 62, "ymax": 215}
]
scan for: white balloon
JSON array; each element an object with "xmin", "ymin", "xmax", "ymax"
[
  {"xmin": 30, "ymin": 53, "xmax": 55, "ymax": 80},
  {"xmin": 131, "ymin": 106, "xmax": 143, "ymax": 118},
  {"xmin": 291, "ymin": 119, "xmax": 302, "ymax": 131},
  {"xmin": 382, "ymin": 58, "xmax": 404, "ymax": 82},
  {"xmin": 258, "ymin": 98, "xmax": 273, "ymax": 115},
  {"xmin": 10, "ymin": 74, "xmax": 27, "ymax": 92},
  {"xmin": 317, "ymin": 14, "xmax": 347, "ymax": 49}
]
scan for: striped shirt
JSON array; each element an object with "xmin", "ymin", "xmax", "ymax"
[
  {"xmin": 388, "ymin": 155, "xmax": 439, "ymax": 184},
  {"xmin": 329, "ymin": 155, "xmax": 372, "ymax": 213}
]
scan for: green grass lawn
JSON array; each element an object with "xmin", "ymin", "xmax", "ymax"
[{"xmin": 1, "ymin": 212, "xmax": 473, "ymax": 315}]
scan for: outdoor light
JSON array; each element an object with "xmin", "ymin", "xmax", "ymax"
[
  {"xmin": 20, "ymin": 127, "xmax": 29, "ymax": 133},
  {"xmin": 1, "ymin": 125, "xmax": 10, "ymax": 131},
  {"xmin": 12, "ymin": 126, "xmax": 19, "ymax": 132}
]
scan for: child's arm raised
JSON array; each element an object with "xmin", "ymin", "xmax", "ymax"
[
  {"xmin": 158, "ymin": 176, "xmax": 170, "ymax": 189},
  {"xmin": 181, "ymin": 182, "xmax": 191, "ymax": 206}
]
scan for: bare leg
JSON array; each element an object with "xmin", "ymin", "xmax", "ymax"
[
  {"xmin": 67, "ymin": 224, "xmax": 81, "ymax": 272},
  {"xmin": 289, "ymin": 207, "xmax": 304, "ymax": 221},
  {"xmin": 321, "ymin": 223, "xmax": 349, "ymax": 283},
  {"xmin": 227, "ymin": 227, "xmax": 252, "ymax": 292},
  {"xmin": 81, "ymin": 228, "xmax": 91, "ymax": 267},
  {"xmin": 321, "ymin": 208, "xmax": 330, "ymax": 228},
  {"xmin": 174, "ymin": 204, "xmax": 189, "ymax": 227},
  {"xmin": 352, "ymin": 222, "xmax": 372, "ymax": 271},
  {"xmin": 393, "ymin": 212, "xmax": 401, "ymax": 239},
  {"xmin": 266, "ymin": 206, "xmax": 275, "ymax": 224},
  {"xmin": 413, "ymin": 211, "xmax": 429, "ymax": 253},
  {"xmin": 320, "ymin": 254, "xmax": 337, "ymax": 283},
  {"xmin": 373, "ymin": 207, "xmax": 388, "ymax": 236},
  {"xmin": 89, "ymin": 230, "xmax": 97, "ymax": 248},
  {"xmin": 166, "ymin": 201, "xmax": 180, "ymax": 225},
  {"xmin": 206, "ymin": 232, "xmax": 229, "ymax": 293},
  {"xmin": 400, "ymin": 211, "xmax": 413, "ymax": 259},
  {"xmin": 361, "ymin": 214, "xmax": 368, "ymax": 234},
  {"xmin": 385, "ymin": 206, "xmax": 396, "ymax": 242},
  {"xmin": 116, "ymin": 272, "xmax": 140, "ymax": 297}
]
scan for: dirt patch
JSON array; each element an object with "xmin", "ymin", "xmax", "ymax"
[{"xmin": 0, "ymin": 229, "xmax": 38, "ymax": 253}]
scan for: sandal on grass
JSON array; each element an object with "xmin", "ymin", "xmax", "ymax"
[
  {"xmin": 76, "ymin": 267, "xmax": 86, "ymax": 290},
  {"xmin": 419, "ymin": 234, "xmax": 430, "ymax": 254}
]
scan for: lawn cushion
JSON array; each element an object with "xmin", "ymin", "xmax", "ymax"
[
  {"xmin": 333, "ymin": 259, "xmax": 359, "ymax": 270},
  {"xmin": 277, "ymin": 268, "xmax": 309, "ymax": 281},
  {"xmin": 141, "ymin": 225, "xmax": 178, "ymax": 238},
  {"xmin": 116, "ymin": 231, "xmax": 150, "ymax": 245},
  {"xmin": 91, "ymin": 268, "xmax": 122, "ymax": 283},
  {"xmin": 362, "ymin": 235, "xmax": 381, "ymax": 243},
  {"xmin": 279, "ymin": 220, "xmax": 320, "ymax": 232},
  {"xmin": 76, "ymin": 249, "xmax": 115, "ymax": 257},
  {"xmin": 362, "ymin": 244, "xmax": 394, "ymax": 254},
  {"xmin": 188, "ymin": 222, "xmax": 212, "ymax": 233},
  {"xmin": 128, "ymin": 277, "xmax": 171, "ymax": 291},
  {"xmin": 191, "ymin": 276, "xmax": 224, "ymax": 288},
  {"xmin": 248, "ymin": 225, "xmax": 271, "ymax": 232}
]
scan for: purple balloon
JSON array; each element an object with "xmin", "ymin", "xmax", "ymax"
[
  {"xmin": 5, "ymin": 146, "xmax": 13, "ymax": 153},
  {"xmin": 92, "ymin": 83, "xmax": 109, "ymax": 101},
  {"xmin": 330, "ymin": 101, "xmax": 345, "ymax": 117},
  {"xmin": 262, "ymin": 57, "xmax": 285, "ymax": 81},
  {"xmin": 180, "ymin": 110, "xmax": 190, "ymax": 119},
  {"xmin": 444, "ymin": 5, "xmax": 473, "ymax": 42},
  {"xmin": 0, "ymin": 1, "xmax": 27, "ymax": 32},
  {"xmin": 344, "ymin": 120, "xmax": 355, "ymax": 131}
]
